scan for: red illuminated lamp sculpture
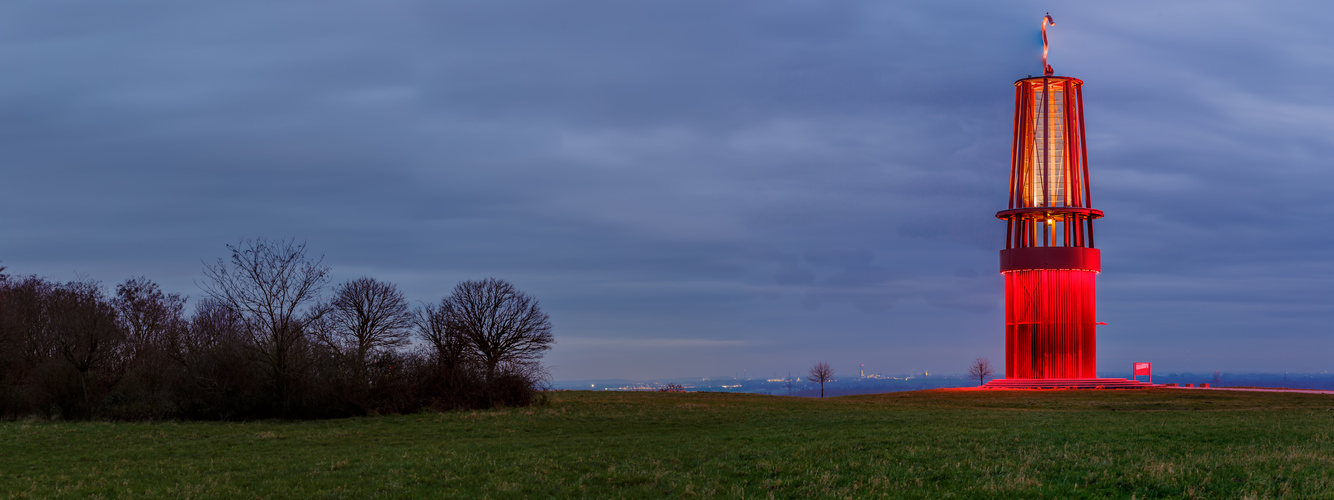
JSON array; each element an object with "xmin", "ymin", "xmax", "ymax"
[{"xmin": 983, "ymin": 15, "xmax": 1153, "ymax": 389}]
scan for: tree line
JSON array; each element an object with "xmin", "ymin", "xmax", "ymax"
[{"xmin": 0, "ymin": 238, "xmax": 554, "ymax": 420}]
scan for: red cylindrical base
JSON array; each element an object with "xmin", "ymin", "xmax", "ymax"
[{"xmin": 1004, "ymin": 269, "xmax": 1097, "ymax": 378}]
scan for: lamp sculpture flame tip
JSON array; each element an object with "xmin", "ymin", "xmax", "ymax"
[{"xmin": 1042, "ymin": 13, "xmax": 1056, "ymax": 76}]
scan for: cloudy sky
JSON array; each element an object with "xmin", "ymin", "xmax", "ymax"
[{"xmin": 2, "ymin": 1, "xmax": 1330, "ymax": 380}]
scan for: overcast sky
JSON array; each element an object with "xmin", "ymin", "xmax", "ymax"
[{"xmin": 1, "ymin": 1, "xmax": 1330, "ymax": 380}]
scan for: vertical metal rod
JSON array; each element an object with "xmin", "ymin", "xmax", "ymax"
[
  {"xmin": 1069, "ymin": 82, "xmax": 1084, "ymax": 207},
  {"xmin": 1077, "ymin": 84, "xmax": 1092, "ymax": 207},
  {"xmin": 1018, "ymin": 84, "xmax": 1033, "ymax": 208},
  {"xmin": 1063, "ymin": 81, "xmax": 1074, "ymax": 208},
  {"xmin": 1009, "ymin": 84, "xmax": 1023, "ymax": 210},
  {"xmin": 1072, "ymin": 215, "xmax": 1080, "ymax": 247},
  {"xmin": 1041, "ymin": 78, "xmax": 1050, "ymax": 208},
  {"xmin": 1087, "ymin": 218, "xmax": 1095, "ymax": 248},
  {"xmin": 1076, "ymin": 214, "xmax": 1084, "ymax": 247}
]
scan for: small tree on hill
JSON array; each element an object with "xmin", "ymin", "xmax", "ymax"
[
  {"xmin": 807, "ymin": 362, "xmax": 833, "ymax": 398},
  {"xmin": 113, "ymin": 277, "xmax": 187, "ymax": 370},
  {"xmin": 439, "ymin": 278, "xmax": 553, "ymax": 383},
  {"xmin": 315, "ymin": 277, "xmax": 414, "ymax": 389},
  {"xmin": 968, "ymin": 357, "xmax": 994, "ymax": 386},
  {"xmin": 200, "ymin": 238, "xmax": 331, "ymax": 414}
]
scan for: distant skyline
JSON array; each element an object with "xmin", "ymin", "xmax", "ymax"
[{"xmin": 2, "ymin": 2, "xmax": 1331, "ymax": 380}]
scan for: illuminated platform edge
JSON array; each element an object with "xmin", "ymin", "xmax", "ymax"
[{"xmin": 982, "ymin": 378, "xmax": 1161, "ymax": 390}]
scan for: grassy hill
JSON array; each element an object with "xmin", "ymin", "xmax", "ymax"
[{"xmin": 2, "ymin": 389, "xmax": 1332, "ymax": 498}]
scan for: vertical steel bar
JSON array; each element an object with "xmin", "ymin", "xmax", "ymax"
[
  {"xmin": 1076, "ymin": 214, "xmax": 1084, "ymax": 247},
  {"xmin": 1009, "ymin": 83, "xmax": 1023, "ymax": 209},
  {"xmin": 1077, "ymin": 84, "xmax": 1092, "ymax": 207},
  {"xmin": 1087, "ymin": 218, "xmax": 1095, "ymax": 248},
  {"xmin": 1025, "ymin": 84, "xmax": 1034, "ymax": 207},
  {"xmin": 1041, "ymin": 78, "xmax": 1050, "ymax": 208},
  {"xmin": 1069, "ymin": 81, "xmax": 1084, "ymax": 207},
  {"xmin": 1063, "ymin": 80, "xmax": 1074, "ymax": 208}
]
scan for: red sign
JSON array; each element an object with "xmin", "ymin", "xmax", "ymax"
[{"xmin": 1133, "ymin": 362, "xmax": 1151, "ymax": 376}]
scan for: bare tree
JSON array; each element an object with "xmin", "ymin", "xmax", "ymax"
[
  {"xmin": 316, "ymin": 277, "xmax": 413, "ymax": 386},
  {"xmin": 439, "ymin": 278, "xmax": 553, "ymax": 382},
  {"xmin": 807, "ymin": 362, "xmax": 833, "ymax": 398},
  {"xmin": 48, "ymin": 280, "xmax": 123, "ymax": 417},
  {"xmin": 968, "ymin": 357, "xmax": 994, "ymax": 386},
  {"xmin": 199, "ymin": 238, "xmax": 330, "ymax": 410},
  {"xmin": 1, "ymin": 276, "xmax": 57, "ymax": 369},
  {"xmin": 413, "ymin": 302, "xmax": 473, "ymax": 372},
  {"xmin": 186, "ymin": 298, "xmax": 244, "ymax": 346},
  {"xmin": 113, "ymin": 277, "xmax": 187, "ymax": 368}
]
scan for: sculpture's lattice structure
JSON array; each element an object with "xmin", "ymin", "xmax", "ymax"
[{"xmin": 997, "ymin": 74, "xmax": 1103, "ymax": 379}]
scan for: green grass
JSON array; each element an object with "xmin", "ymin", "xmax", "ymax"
[{"xmin": 2, "ymin": 389, "xmax": 1333, "ymax": 498}]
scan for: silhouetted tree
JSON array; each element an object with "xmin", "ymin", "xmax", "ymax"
[
  {"xmin": 315, "ymin": 277, "xmax": 413, "ymax": 389},
  {"xmin": 0, "ymin": 276, "xmax": 53, "ymax": 369},
  {"xmin": 414, "ymin": 302, "xmax": 473, "ymax": 371},
  {"xmin": 968, "ymin": 357, "xmax": 994, "ymax": 386},
  {"xmin": 200, "ymin": 238, "xmax": 330, "ymax": 414},
  {"xmin": 173, "ymin": 298, "xmax": 261, "ymax": 419},
  {"xmin": 48, "ymin": 280, "xmax": 122, "ymax": 418},
  {"xmin": 0, "ymin": 275, "xmax": 54, "ymax": 417},
  {"xmin": 807, "ymin": 362, "xmax": 833, "ymax": 398},
  {"xmin": 0, "ymin": 258, "xmax": 554, "ymax": 419},
  {"xmin": 410, "ymin": 301, "xmax": 479, "ymax": 409},
  {"xmin": 109, "ymin": 277, "xmax": 188, "ymax": 418},
  {"xmin": 113, "ymin": 277, "xmax": 186, "ymax": 368},
  {"xmin": 440, "ymin": 278, "xmax": 553, "ymax": 382},
  {"xmin": 180, "ymin": 298, "xmax": 245, "ymax": 359}
]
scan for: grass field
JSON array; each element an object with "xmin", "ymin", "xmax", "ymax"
[{"xmin": 3, "ymin": 388, "xmax": 1333, "ymax": 498}]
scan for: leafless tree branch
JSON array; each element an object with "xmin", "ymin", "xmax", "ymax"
[
  {"xmin": 968, "ymin": 357, "xmax": 994, "ymax": 386},
  {"xmin": 315, "ymin": 277, "xmax": 413, "ymax": 387},
  {"xmin": 438, "ymin": 278, "xmax": 553, "ymax": 382},
  {"xmin": 198, "ymin": 238, "xmax": 330, "ymax": 410},
  {"xmin": 807, "ymin": 361, "xmax": 834, "ymax": 398}
]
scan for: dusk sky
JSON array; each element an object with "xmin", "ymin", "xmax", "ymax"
[{"xmin": 2, "ymin": 1, "xmax": 1331, "ymax": 380}]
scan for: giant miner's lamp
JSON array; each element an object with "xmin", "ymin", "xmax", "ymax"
[{"xmin": 984, "ymin": 14, "xmax": 1154, "ymax": 389}]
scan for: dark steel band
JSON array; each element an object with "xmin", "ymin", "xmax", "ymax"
[{"xmin": 1000, "ymin": 247, "xmax": 1101, "ymax": 273}]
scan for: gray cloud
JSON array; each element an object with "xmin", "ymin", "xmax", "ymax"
[{"xmin": 0, "ymin": 1, "xmax": 1330, "ymax": 380}]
